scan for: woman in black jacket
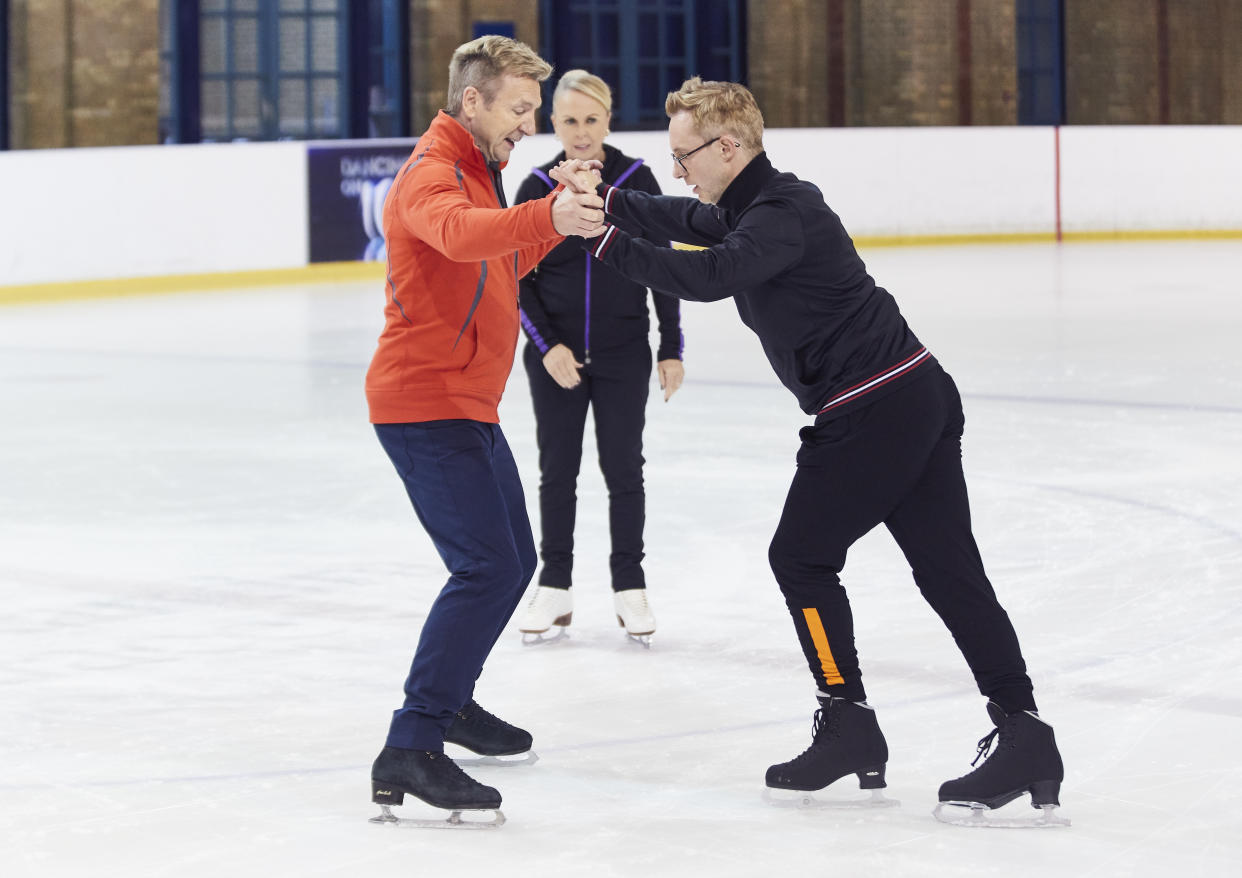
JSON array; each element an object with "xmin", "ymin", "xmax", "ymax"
[{"xmin": 514, "ymin": 70, "xmax": 684, "ymax": 645}]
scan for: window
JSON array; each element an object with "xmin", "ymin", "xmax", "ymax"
[
  {"xmin": 158, "ymin": 1, "xmax": 183, "ymax": 143},
  {"xmin": 160, "ymin": 0, "xmax": 408, "ymax": 143},
  {"xmin": 362, "ymin": 0, "xmax": 408, "ymax": 138},
  {"xmin": 541, "ymin": 0, "xmax": 747, "ymax": 131},
  {"xmin": 1016, "ymin": 0, "xmax": 1065, "ymax": 125},
  {"xmin": 197, "ymin": 0, "xmax": 345, "ymax": 141}
]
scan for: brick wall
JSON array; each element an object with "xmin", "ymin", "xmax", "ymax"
[
  {"xmin": 1166, "ymin": 0, "xmax": 1242, "ymax": 124},
  {"xmin": 967, "ymin": 0, "xmax": 1018, "ymax": 125},
  {"xmin": 748, "ymin": 0, "xmax": 831, "ymax": 128},
  {"xmin": 409, "ymin": 0, "xmax": 541, "ymax": 134},
  {"xmin": 1226, "ymin": 1, "xmax": 1242, "ymax": 123},
  {"xmin": 9, "ymin": 0, "xmax": 159, "ymax": 149},
  {"xmin": 1063, "ymin": 0, "xmax": 1242, "ymax": 125},
  {"xmin": 4, "ymin": 0, "xmax": 1239, "ymax": 150},
  {"xmin": 750, "ymin": 0, "xmax": 1016, "ymax": 128},
  {"xmin": 1064, "ymin": 0, "xmax": 1159, "ymax": 123}
]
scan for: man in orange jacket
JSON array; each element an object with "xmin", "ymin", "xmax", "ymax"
[{"xmin": 365, "ymin": 36, "xmax": 605, "ymax": 824}]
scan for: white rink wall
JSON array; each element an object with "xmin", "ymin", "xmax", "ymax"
[
  {"xmin": 597, "ymin": 126, "xmax": 1059, "ymax": 239},
  {"xmin": 2, "ymin": 125, "xmax": 1240, "ymax": 287},
  {"xmin": 1058, "ymin": 125, "xmax": 1242, "ymax": 234},
  {"xmin": 0, "ymin": 142, "xmax": 308, "ymax": 286}
]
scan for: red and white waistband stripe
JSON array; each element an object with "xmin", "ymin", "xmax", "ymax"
[{"xmin": 817, "ymin": 347, "xmax": 931, "ymax": 414}]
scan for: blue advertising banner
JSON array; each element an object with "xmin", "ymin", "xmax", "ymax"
[{"xmin": 307, "ymin": 139, "xmax": 417, "ymax": 263}]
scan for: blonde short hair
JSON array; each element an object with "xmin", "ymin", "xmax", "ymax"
[
  {"xmin": 665, "ymin": 77, "xmax": 764, "ymax": 152},
  {"xmin": 553, "ymin": 69, "xmax": 613, "ymax": 114},
  {"xmin": 445, "ymin": 35, "xmax": 553, "ymax": 116}
]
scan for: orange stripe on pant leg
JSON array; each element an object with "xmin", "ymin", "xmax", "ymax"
[{"xmin": 802, "ymin": 607, "xmax": 844, "ymax": 686}]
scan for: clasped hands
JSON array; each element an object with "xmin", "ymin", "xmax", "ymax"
[{"xmin": 549, "ymin": 159, "xmax": 606, "ymax": 238}]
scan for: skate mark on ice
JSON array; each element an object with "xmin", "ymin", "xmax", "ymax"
[{"xmin": 980, "ymin": 474, "xmax": 1242, "ymax": 545}]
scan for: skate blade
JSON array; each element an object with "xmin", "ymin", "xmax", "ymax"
[
  {"xmin": 624, "ymin": 632, "xmax": 653, "ymax": 649},
  {"xmin": 449, "ymin": 748, "xmax": 539, "ymax": 768},
  {"xmin": 933, "ymin": 801, "xmax": 1070, "ymax": 828},
  {"xmin": 763, "ymin": 787, "xmax": 899, "ymax": 810},
  {"xmin": 369, "ymin": 803, "xmax": 505, "ymax": 830},
  {"xmin": 521, "ymin": 628, "xmax": 569, "ymax": 646}
]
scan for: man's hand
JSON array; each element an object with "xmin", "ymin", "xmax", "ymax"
[
  {"xmin": 657, "ymin": 359, "xmax": 684, "ymax": 402},
  {"xmin": 552, "ymin": 187, "xmax": 605, "ymax": 238},
  {"xmin": 550, "ymin": 158, "xmax": 602, "ymax": 195},
  {"xmin": 542, "ymin": 344, "xmax": 584, "ymax": 389}
]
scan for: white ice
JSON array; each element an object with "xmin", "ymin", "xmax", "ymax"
[{"xmin": 2, "ymin": 240, "xmax": 1240, "ymax": 876}]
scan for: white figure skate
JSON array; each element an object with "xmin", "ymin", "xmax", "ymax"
[
  {"xmin": 614, "ymin": 588, "xmax": 656, "ymax": 647},
  {"xmin": 518, "ymin": 586, "xmax": 572, "ymax": 645}
]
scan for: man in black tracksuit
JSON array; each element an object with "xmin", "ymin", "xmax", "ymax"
[
  {"xmin": 515, "ymin": 143, "xmax": 684, "ymax": 597},
  {"xmin": 556, "ymin": 78, "xmax": 1065, "ymax": 818}
]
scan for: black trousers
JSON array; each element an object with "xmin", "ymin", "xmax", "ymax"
[
  {"xmin": 768, "ymin": 366, "xmax": 1037, "ymax": 714},
  {"xmin": 523, "ymin": 341, "xmax": 650, "ymax": 591}
]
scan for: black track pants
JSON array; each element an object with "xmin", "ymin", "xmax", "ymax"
[
  {"xmin": 524, "ymin": 342, "xmax": 650, "ymax": 591},
  {"xmin": 768, "ymin": 367, "xmax": 1037, "ymax": 714}
]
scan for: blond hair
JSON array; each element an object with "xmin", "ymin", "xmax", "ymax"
[
  {"xmin": 665, "ymin": 77, "xmax": 764, "ymax": 152},
  {"xmin": 445, "ymin": 35, "xmax": 553, "ymax": 116},
  {"xmin": 553, "ymin": 69, "xmax": 613, "ymax": 114}
]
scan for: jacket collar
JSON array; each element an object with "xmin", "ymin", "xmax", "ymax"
[
  {"xmin": 718, "ymin": 151, "xmax": 776, "ymax": 212},
  {"xmin": 427, "ymin": 110, "xmax": 507, "ymax": 174},
  {"xmin": 540, "ymin": 142, "xmax": 633, "ymax": 182}
]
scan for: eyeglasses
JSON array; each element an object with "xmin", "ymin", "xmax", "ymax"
[{"xmin": 671, "ymin": 138, "xmax": 717, "ymax": 173}]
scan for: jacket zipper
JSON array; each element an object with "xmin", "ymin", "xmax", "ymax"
[
  {"xmin": 584, "ymin": 254, "xmax": 592, "ymax": 365},
  {"xmin": 581, "ymin": 158, "xmax": 641, "ymax": 366}
]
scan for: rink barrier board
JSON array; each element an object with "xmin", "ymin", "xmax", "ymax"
[
  {"xmin": 5, "ymin": 227, "xmax": 1242, "ymax": 306},
  {"xmin": 4, "ymin": 125, "xmax": 1242, "ymax": 293}
]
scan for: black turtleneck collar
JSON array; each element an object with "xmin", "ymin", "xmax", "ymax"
[{"xmin": 717, "ymin": 151, "xmax": 777, "ymax": 213}]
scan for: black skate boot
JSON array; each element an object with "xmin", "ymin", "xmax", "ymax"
[
  {"xmin": 444, "ymin": 700, "xmax": 535, "ymax": 764},
  {"xmin": 935, "ymin": 701, "xmax": 1068, "ymax": 827},
  {"xmin": 764, "ymin": 698, "xmax": 892, "ymax": 807},
  {"xmin": 369, "ymin": 746, "xmax": 504, "ymax": 828}
]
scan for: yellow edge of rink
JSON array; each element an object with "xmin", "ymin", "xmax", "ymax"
[
  {"xmin": 5, "ymin": 227, "xmax": 1242, "ymax": 305},
  {"xmin": 0, "ymin": 261, "xmax": 387, "ymax": 306},
  {"xmin": 845, "ymin": 229, "xmax": 1242, "ymax": 247}
]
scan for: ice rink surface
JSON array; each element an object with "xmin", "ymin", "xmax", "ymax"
[{"xmin": 2, "ymin": 240, "xmax": 1240, "ymax": 876}]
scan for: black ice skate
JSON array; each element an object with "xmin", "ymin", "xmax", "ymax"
[
  {"xmin": 934, "ymin": 701, "xmax": 1069, "ymax": 828},
  {"xmin": 369, "ymin": 746, "xmax": 505, "ymax": 829},
  {"xmin": 764, "ymin": 698, "xmax": 897, "ymax": 809},
  {"xmin": 444, "ymin": 699, "xmax": 538, "ymax": 766}
]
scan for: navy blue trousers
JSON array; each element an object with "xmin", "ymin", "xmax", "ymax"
[
  {"xmin": 768, "ymin": 367, "xmax": 1037, "ymax": 714},
  {"xmin": 374, "ymin": 420, "xmax": 537, "ymax": 751}
]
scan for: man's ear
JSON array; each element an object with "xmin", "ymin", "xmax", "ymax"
[{"xmin": 461, "ymin": 85, "xmax": 480, "ymax": 119}]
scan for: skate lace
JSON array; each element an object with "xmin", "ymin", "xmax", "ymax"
[
  {"xmin": 971, "ymin": 727, "xmax": 999, "ymax": 766},
  {"xmin": 425, "ymin": 751, "xmax": 486, "ymax": 789},
  {"xmin": 789, "ymin": 706, "xmax": 840, "ymax": 764},
  {"xmin": 620, "ymin": 590, "xmax": 650, "ymax": 614},
  {"xmin": 457, "ymin": 700, "xmax": 507, "ymax": 731},
  {"xmin": 532, "ymin": 589, "xmax": 559, "ymax": 608}
]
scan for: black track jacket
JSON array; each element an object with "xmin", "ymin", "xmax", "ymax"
[
  {"xmin": 583, "ymin": 152, "xmax": 935, "ymax": 419},
  {"xmin": 516, "ymin": 144, "xmax": 683, "ymax": 365}
]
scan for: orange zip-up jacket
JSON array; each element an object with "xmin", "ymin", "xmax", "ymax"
[{"xmin": 365, "ymin": 111, "xmax": 565, "ymax": 424}]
